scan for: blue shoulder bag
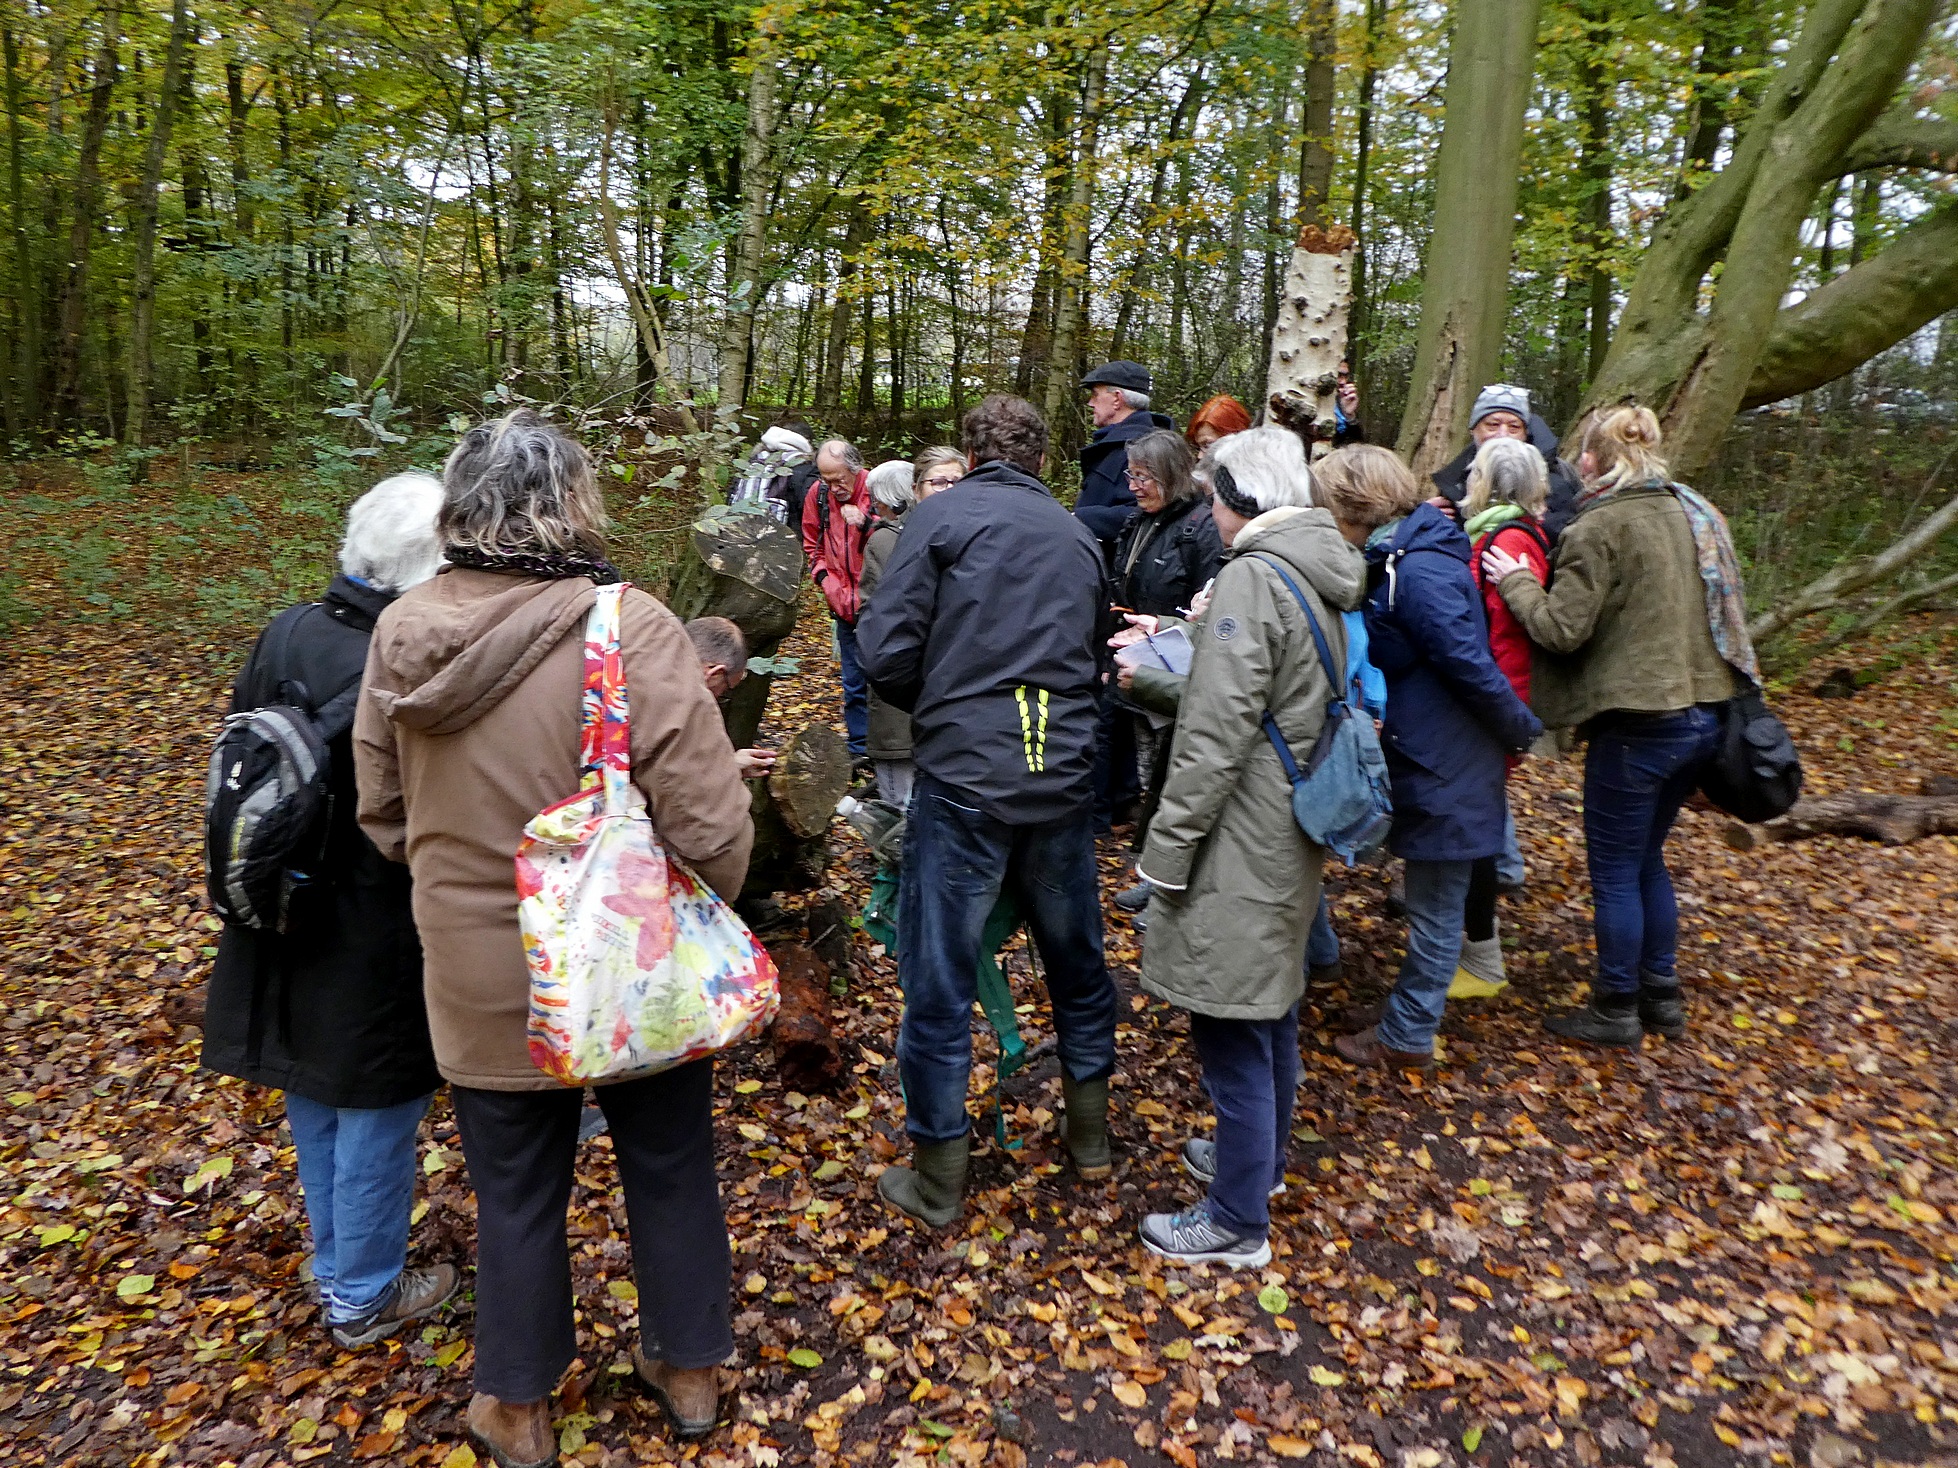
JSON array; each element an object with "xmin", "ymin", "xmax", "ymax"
[{"xmin": 1247, "ymin": 555, "xmax": 1394, "ymax": 863}]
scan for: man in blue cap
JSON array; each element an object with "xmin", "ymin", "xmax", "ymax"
[{"xmin": 1076, "ymin": 361, "xmax": 1174, "ymax": 547}]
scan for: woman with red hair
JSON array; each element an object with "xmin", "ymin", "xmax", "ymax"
[{"xmin": 1185, "ymin": 395, "xmax": 1253, "ymax": 450}]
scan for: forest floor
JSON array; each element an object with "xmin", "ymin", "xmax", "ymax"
[{"xmin": 5, "ymin": 463, "xmax": 1958, "ymax": 1468}]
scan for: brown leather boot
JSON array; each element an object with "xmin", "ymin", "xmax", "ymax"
[
  {"xmin": 1333, "ymin": 1025, "xmax": 1432, "ymax": 1071},
  {"xmin": 633, "ymin": 1345, "xmax": 723, "ymax": 1440},
  {"xmin": 467, "ymin": 1393, "xmax": 554, "ymax": 1468}
]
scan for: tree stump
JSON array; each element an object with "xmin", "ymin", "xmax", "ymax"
[
  {"xmin": 743, "ymin": 725, "xmax": 850, "ymax": 897},
  {"xmin": 667, "ymin": 506, "xmax": 803, "ymax": 749},
  {"xmin": 767, "ymin": 943, "xmax": 844, "ymax": 1092},
  {"xmin": 1723, "ymin": 793, "xmax": 1958, "ymax": 849}
]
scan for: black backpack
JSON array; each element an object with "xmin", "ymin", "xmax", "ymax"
[
  {"xmin": 204, "ymin": 607, "xmax": 363, "ymax": 933},
  {"xmin": 1698, "ymin": 678, "xmax": 1803, "ymax": 823}
]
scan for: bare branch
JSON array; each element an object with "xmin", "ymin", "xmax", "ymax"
[{"xmin": 1836, "ymin": 111, "xmax": 1958, "ymax": 174}]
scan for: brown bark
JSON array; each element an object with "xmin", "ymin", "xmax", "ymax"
[
  {"xmin": 766, "ymin": 944, "xmax": 844, "ymax": 1092},
  {"xmin": 126, "ymin": 0, "xmax": 193, "ymax": 448},
  {"xmin": 1296, "ymin": 0, "xmax": 1336, "ymax": 230},
  {"xmin": 1723, "ymin": 793, "xmax": 1958, "ymax": 850},
  {"xmin": 50, "ymin": 1, "xmax": 121, "ymax": 431}
]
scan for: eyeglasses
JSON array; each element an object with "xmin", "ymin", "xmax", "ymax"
[
  {"xmin": 1125, "ymin": 472, "xmax": 1160, "ymax": 488},
  {"xmin": 921, "ymin": 472, "xmax": 963, "ymax": 490}
]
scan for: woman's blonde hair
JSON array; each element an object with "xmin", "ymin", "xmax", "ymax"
[
  {"xmin": 1580, "ymin": 404, "xmax": 1670, "ymax": 491},
  {"xmin": 440, "ymin": 409, "xmax": 608, "ymax": 556},
  {"xmin": 1462, "ymin": 437, "xmax": 1550, "ymax": 519},
  {"xmin": 1311, "ymin": 444, "xmax": 1422, "ymax": 531},
  {"xmin": 913, "ymin": 444, "xmax": 965, "ymax": 484}
]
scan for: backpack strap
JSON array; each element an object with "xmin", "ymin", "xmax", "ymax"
[
  {"xmin": 1246, "ymin": 554, "xmax": 1346, "ymax": 707},
  {"xmin": 263, "ymin": 602, "xmax": 365, "ymax": 741}
]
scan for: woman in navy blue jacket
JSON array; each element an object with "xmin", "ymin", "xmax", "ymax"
[{"xmin": 1310, "ymin": 446, "xmax": 1542, "ymax": 1068}]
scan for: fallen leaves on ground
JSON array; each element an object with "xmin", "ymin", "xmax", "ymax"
[{"xmin": 4, "ymin": 464, "xmax": 1958, "ymax": 1467}]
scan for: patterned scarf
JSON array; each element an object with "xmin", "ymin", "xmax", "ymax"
[
  {"xmin": 1576, "ymin": 478, "xmax": 1758, "ymax": 682},
  {"xmin": 444, "ymin": 543, "xmax": 624, "ymax": 586}
]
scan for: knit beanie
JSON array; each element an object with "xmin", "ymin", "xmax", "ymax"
[{"xmin": 1469, "ymin": 384, "xmax": 1531, "ymax": 430}]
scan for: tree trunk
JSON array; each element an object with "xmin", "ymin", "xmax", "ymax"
[
  {"xmin": 1114, "ymin": 69, "xmax": 1205, "ymax": 361},
  {"xmin": 822, "ymin": 202, "xmax": 871, "ymax": 409},
  {"xmin": 1296, "ymin": 0, "xmax": 1336, "ymax": 230},
  {"xmin": 1346, "ymin": 0, "xmax": 1384, "ymax": 383},
  {"xmin": 1723, "ymin": 793, "xmax": 1958, "ymax": 850},
  {"xmin": 50, "ymin": 1, "xmax": 122, "ymax": 432},
  {"xmin": 717, "ymin": 19, "xmax": 781, "ymax": 416},
  {"xmin": 125, "ymin": 0, "xmax": 192, "ymax": 449},
  {"xmin": 596, "ymin": 91, "xmax": 691, "ymax": 430},
  {"xmin": 1041, "ymin": 46, "xmax": 1108, "ymax": 434},
  {"xmin": 1265, "ymin": 225, "xmax": 1357, "ymax": 455},
  {"xmin": 1394, "ymin": 0, "xmax": 1543, "ymax": 477},
  {"xmin": 177, "ymin": 39, "xmax": 215, "ymax": 396},
  {"xmin": 1576, "ymin": 0, "xmax": 1614, "ymax": 383},
  {"xmin": 4, "ymin": 24, "xmax": 34, "ymax": 437}
]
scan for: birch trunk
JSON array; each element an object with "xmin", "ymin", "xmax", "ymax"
[{"xmin": 1264, "ymin": 224, "xmax": 1356, "ymax": 458}]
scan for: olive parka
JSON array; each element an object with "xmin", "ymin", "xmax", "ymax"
[{"xmin": 1136, "ymin": 508, "xmax": 1367, "ymax": 1020}]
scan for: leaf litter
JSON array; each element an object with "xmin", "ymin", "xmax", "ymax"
[{"xmin": 5, "ymin": 468, "xmax": 1958, "ymax": 1467}]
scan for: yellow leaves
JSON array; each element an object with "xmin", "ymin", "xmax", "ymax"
[
  {"xmin": 1078, "ymin": 1268, "xmax": 1121, "ymax": 1296},
  {"xmin": 1535, "ymin": 1279, "xmax": 1573, "ymax": 1301},
  {"xmin": 1713, "ymin": 1422, "xmax": 1742, "ymax": 1447},
  {"xmin": 744, "ymin": 1272, "xmax": 767, "ymax": 1295},
  {"xmin": 1415, "ymin": 1258, "xmax": 1441, "ymax": 1277},
  {"xmin": 1170, "ymin": 1302, "xmax": 1204, "ymax": 1330},
  {"xmin": 606, "ymin": 1280, "xmax": 638, "ymax": 1302},
  {"xmin": 1026, "ymin": 1300, "xmax": 1057, "ymax": 1322},
  {"xmin": 863, "ymin": 1336, "xmax": 899, "ymax": 1363},
  {"xmin": 1847, "ymin": 1278, "xmax": 1901, "ymax": 1304},
  {"xmin": 182, "ymin": 1155, "xmax": 233, "ymax": 1193},
  {"xmin": 1309, "ymin": 1365, "xmax": 1346, "ymax": 1387},
  {"xmin": 1554, "ymin": 1375, "xmax": 1588, "ymax": 1421},
  {"xmin": 1267, "ymin": 1436, "xmax": 1315, "ymax": 1459},
  {"xmin": 737, "ymin": 1122, "xmax": 767, "ymax": 1142},
  {"xmin": 1460, "ymin": 1275, "xmax": 1493, "ymax": 1302},
  {"xmin": 1162, "ymin": 1338, "xmax": 1193, "ymax": 1361},
  {"xmin": 1133, "ymin": 1099, "xmax": 1169, "ymax": 1118},
  {"xmin": 438, "ymin": 1447, "xmax": 477, "ymax": 1468},
  {"xmin": 1412, "ymin": 1145, "xmax": 1432, "ymax": 1171},
  {"xmin": 1110, "ymin": 1380, "xmax": 1147, "ymax": 1409},
  {"xmin": 735, "ymin": 1079, "xmax": 762, "ymax": 1094}
]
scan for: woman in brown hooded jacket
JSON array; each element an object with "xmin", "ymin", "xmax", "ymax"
[{"xmin": 355, "ymin": 410, "xmax": 753, "ymax": 1463}]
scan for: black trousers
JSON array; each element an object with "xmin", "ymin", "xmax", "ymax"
[{"xmin": 451, "ymin": 1060, "xmax": 732, "ymax": 1402}]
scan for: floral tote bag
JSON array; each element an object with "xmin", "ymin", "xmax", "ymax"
[{"xmin": 519, "ymin": 584, "xmax": 779, "ymax": 1084}]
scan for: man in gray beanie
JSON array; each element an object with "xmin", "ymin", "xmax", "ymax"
[{"xmin": 1429, "ymin": 383, "xmax": 1581, "ymax": 541}]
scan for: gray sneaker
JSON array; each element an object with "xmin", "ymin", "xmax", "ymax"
[
  {"xmin": 330, "ymin": 1264, "xmax": 459, "ymax": 1349},
  {"xmin": 1112, "ymin": 883, "xmax": 1153, "ymax": 913},
  {"xmin": 1179, "ymin": 1138, "xmax": 1285, "ymax": 1198},
  {"xmin": 1139, "ymin": 1206, "xmax": 1272, "ymax": 1269}
]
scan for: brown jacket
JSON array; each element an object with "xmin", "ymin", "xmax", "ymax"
[{"xmin": 354, "ymin": 569, "xmax": 754, "ymax": 1090}]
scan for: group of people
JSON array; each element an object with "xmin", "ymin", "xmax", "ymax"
[{"xmin": 195, "ymin": 353, "xmax": 1755, "ymax": 1461}]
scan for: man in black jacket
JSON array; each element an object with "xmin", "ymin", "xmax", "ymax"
[
  {"xmin": 1077, "ymin": 360, "xmax": 1175, "ymax": 546},
  {"xmin": 1429, "ymin": 383, "xmax": 1582, "ymax": 541},
  {"xmin": 857, "ymin": 394, "xmax": 1119, "ymax": 1226}
]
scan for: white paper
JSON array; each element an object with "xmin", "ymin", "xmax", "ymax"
[{"xmin": 1113, "ymin": 624, "xmax": 1193, "ymax": 677}]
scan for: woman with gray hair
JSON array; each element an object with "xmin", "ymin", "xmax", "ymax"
[
  {"xmin": 353, "ymin": 410, "xmax": 755, "ymax": 1461},
  {"xmin": 857, "ymin": 457, "xmax": 940, "ymax": 806},
  {"xmin": 202, "ymin": 472, "xmax": 455, "ymax": 1349},
  {"xmin": 1127, "ymin": 427, "xmax": 1368, "ymax": 1267}
]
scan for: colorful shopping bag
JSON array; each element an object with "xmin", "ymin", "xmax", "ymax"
[{"xmin": 518, "ymin": 584, "xmax": 779, "ymax": 1083}]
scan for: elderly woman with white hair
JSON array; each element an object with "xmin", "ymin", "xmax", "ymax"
[
  {"xmin": 1129, "ymin": 427, "xmax": 1369, "ymax": 1268},
  {"xmin": 201, "ymin": 471, "xmax": 457, "ymax": 1348},
  {"xmin": 354, "ymin": 410, "xmax": 753, "ymax": 1464}
]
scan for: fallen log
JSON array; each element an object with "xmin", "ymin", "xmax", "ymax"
[
  {"xmin": 766, "ymin": 942, "xmax": 844, "ymax": 1092},
  {"xmin": 744, "ymin": 724, "xmax": 849, "ymax": 897},
  {"xmin": 1724, "ymin": 792, "xmax": 1958, "ymax": 849}
]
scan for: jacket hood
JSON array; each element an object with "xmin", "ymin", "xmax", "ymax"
[
  {"xmin": 962, "ymin": 459, "xmax": 1056, "ymax": 498},
  {"xmin": 1228, "ymin": 506, "xmax": 1368, "ymax": 612},
  {"xmin": 1368, "ymin": 502, "xmax": 1471, "ymax": 566},
  {"xmin": 322, "ymin": 573, "xmax": 396, "ymax": 633},
  {"xmin": 368, "ymin": 568, "xmax": 597, "ymax": 736}
]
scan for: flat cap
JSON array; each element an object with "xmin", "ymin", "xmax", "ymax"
[{"xmin": 1081, "ymin": 360, "xmax": 1152, "ymax": 395}]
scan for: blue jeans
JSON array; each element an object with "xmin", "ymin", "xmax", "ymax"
[
  {"xmin": 1584, "ymin": 707, "xmax": 1721, "ymax": 995},
  {"xmin": 896, "ymin": 772, "xmax": 1117, "ymax": 1142},
  {"xmin": 1188, "ymin": 1005, "xmax": 1299, "ymax": 1237},
  {"xmin": 1376, "ymin": 859, "xmax": 1474, "ymax": 1055},
  {"xmin": 835, "ymin": 617, "xmax": 869, "ymax": 758},
  {"xmin": 1497, "ymin": 801, "xmax": 1525, "ymax": 888},
  {"xmin": 1307, "ymin": 892, "xmax": 1339, "ymax": 970},
  {"xmin": 286, "ymin": 1091, "xmax": 432, "ymax": 1321}
]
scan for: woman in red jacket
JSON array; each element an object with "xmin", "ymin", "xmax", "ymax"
[{"xmin": 1451, "ymin": 436, "xmax": 1552, "ymax": 999}]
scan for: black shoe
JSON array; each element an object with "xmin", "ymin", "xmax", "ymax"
[
  {"xmin": 1544, "ymin": 1000, "xmax": 1642, "ymax": 1049},
  {"xmin": 1307, "ymin": 959, "xmax": 1343, "ymax": 987},
  {"xmin": 1638, "ymin": 984, "xmax": 1686, "ymax": 1038},
  {"xmin": 1112, "ymin": 883, "xmax": 1153, "ymax": 913}
]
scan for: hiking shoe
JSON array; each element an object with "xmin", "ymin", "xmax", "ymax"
[
  {"xmin": 468, "ymin": 1394, "xmax": 554, "ymax": 1468},
  {"xmin": 1180, "ymin": 1138, "xmax": 1285, "ymax": 1198},
  {"xmin": 1544, "ymin": 1000, "xmax": 1642, "ymax": 1049},
  {"xmin": 1333, "ymin": 1026, "xmax": 1432, "ymax": 1071},
  {"xmin": 1112, "ymin": 882, "xmax": 1153, "ymax": 913},
  {"xmin": 1638, "ymin": 984, "xmax": 1687, "ymax": 1039},
  {"xmin": 1307, "ymin": 958, "xmax": 1343, "ymax": 987},
  {"xmin": 330, "ymin": 1263, "xmax": 459, "ymax": 1348},
  {"xmin": 633, "ymin": 1346, "xmax": 724, "ymax": 1440},
  {"xmin": 1140, "ymin": 1206, "xmax": 1272, "ymax": 1269}
]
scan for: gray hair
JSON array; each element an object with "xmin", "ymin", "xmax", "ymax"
[
  {"xmin": 340, "ymin": 472, "xmax": 445, "ymax": 592},
  {"xmin": 1210, "ymin": 427, "xmax": 1313, "ymax": 513},
  {"xmin": 866, "ymin": 459, "xmax": 916, "ymax": 510},
  {"xmin": 1125, "ymin": 430, "xmax": 1199, "ymax": 507},
  {"xmin": 1462, "ymin": 436, "xmax": 1550, "ymax": 519},
  {"xmin": 1118, "ymin": 389, "xmax": 1152, "ymax": 412},
  {"xmin": 440, "ymin": 409, "xmax": 607, "ymax": 557},
  {"xmin": 817, "ymin": 438, "xmax": 865, "ymax": 473}
]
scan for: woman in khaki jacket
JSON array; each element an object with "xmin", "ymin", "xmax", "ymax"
[
  {"xmin": 355, "ymin": 410, "xmax": 753, "ymax": 1464},
  {"xmin": 1483, "ymin": 406, "xmax": 1742, "ymax": 1050}
]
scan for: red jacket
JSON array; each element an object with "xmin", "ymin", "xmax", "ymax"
[
  {"xmin": 801, "ymin": 469, "xmax": 873, "ymax": 623},
  {"xmin": 1473, "ymin": 518, "xmax": 1551, "ymax": 708}
]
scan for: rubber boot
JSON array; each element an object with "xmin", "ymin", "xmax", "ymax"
[
  {"xmin": 877, "ymin": 1134, "xmax": 970, "ymax": 1227},
  {"xmin": 1061, "ymin": 1073, "xmax": 1113, "ymax": 1180},
  {"xmin": 1448, "ymin": 928, "xmax": 1507, "ymax": 999}
]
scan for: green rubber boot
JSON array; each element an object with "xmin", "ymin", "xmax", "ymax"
[
  {"xmin": 1061, "ymin": 1073, "xmax": 1113, "ymax": 1180},
  {"xmin": 877, "ymin": 1134, "xmax": 970, "ymax": 1227}
]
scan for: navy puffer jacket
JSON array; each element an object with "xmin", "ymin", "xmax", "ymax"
[{"xmin": 1363, "ymin": 505, "xmax": 1543, "ymax": 862}]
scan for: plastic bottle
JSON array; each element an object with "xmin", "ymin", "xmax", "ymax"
[{"xmin": 835, "ymin": 794, "xmax": 906, "ymax": 865}]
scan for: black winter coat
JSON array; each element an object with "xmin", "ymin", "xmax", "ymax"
[
  {"xmin": 201, "ymin": 576, "xmax": 439, "ymax": 1109},
  {"xmin": 1430, "ymin": 412, "xmax": 1583, "ymax": 542},
  {"xmin": 857, "ymin": 460, "xmax": 1112, "ymax": 824},
  {"xmin": 1111, "ymin": 495, "xmax": 1226, "ymax": 620},
  {"xmin": 1077, "ymin": 410, "xmax": 1175, "ymax": 543}
]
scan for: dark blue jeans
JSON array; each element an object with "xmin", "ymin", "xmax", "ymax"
[
  {"xmin": 834, "ymin": 617, "xmax": 869, "ymax": 758},
  {"xmin": 1188, "ymin": 1005, "xmax": 1299, "ymax": 1237},
  {"xmin": 1091, "ymin": 690, "xmax": 1141, "ymax": 830},
  {"xmin": 896, "ymin": 773, "xmax": 1117, "ymax": 1142},
  {"xmin": 1583, "ymin": 706, "xmax": 1722, "ymax": 995}
]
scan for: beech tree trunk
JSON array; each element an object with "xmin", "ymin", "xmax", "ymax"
[
  {"xmin": 717, "ymin": 19, "xmax": 781, "ymax": 416},
  {"xmin": 1296, "ymin": 0, "xmax": 1336, "ymax": 231},
  {"xmin": 1394, "ymin": 0, "xmax": 1543, "ymax": 478},
  {"xmin": 125, "ymin": 0, "xmax": 192, "ymax": 448},
  {"xmin": 1041, "ymin": 46, "xmax": 1108, "ymax": 435},
  {"xmin": 50, "ymin": 2, "xmax": 122, "ymax": 431},
  {"xmin": 1577, "ymin": 0, "xmax": 1948, "ymax": 480}
]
